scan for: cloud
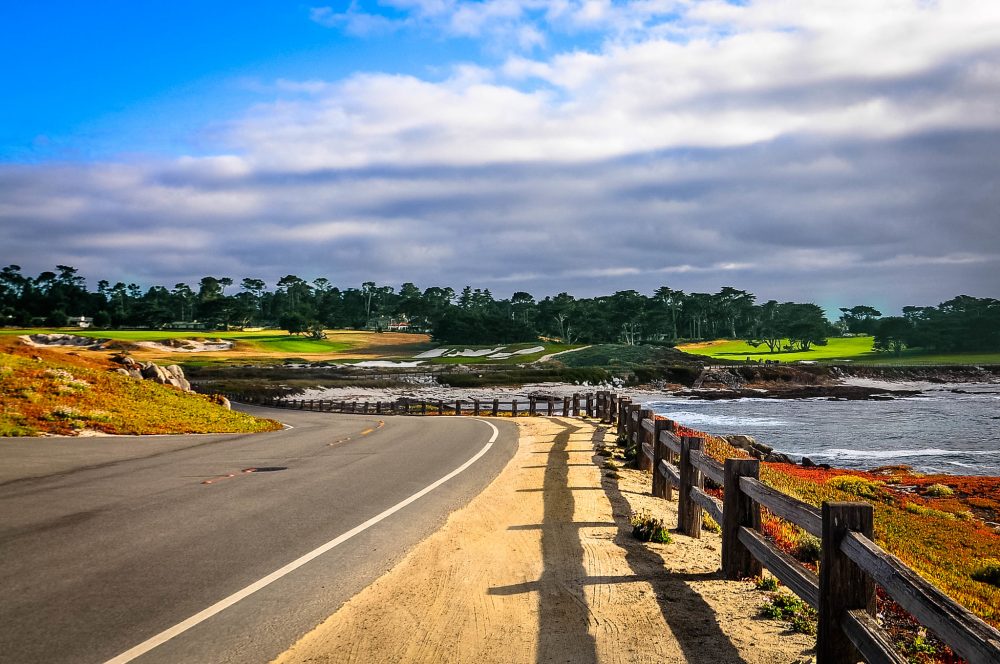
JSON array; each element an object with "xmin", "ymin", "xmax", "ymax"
[{"xmin": 2, "ymin": 1, "xmax": 1000, "ymax": 312}]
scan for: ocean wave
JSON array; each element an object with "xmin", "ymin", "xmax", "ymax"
[
  {"xmin": 816, "ymin": 448, "xmax": 997, "ymax": 460},
  {"xmin": 651, "ymin": 410, "xmax": 789, "ymax": 428}
]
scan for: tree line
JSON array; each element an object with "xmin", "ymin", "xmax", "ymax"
[{"xmin": 1, "ymin": 265, "xmax": 996, "ymax": 353}]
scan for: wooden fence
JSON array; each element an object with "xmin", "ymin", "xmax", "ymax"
[
  {"xmin": 223, "ymin": 388, "xmax": 1000, "ymax": 662},
  {"xmin": 616, "ymin": 397, "xmax": 1000, "ymax": 664},
  {"xmin": 223, "ymin": 391, "xmax": 623, "ymax": 421}
]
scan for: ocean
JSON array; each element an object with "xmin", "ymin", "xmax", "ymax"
[{"xmin": 645, "ymin": 383, "xmax": 1000, "ymax": 476}]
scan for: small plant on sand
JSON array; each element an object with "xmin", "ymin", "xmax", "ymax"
[
  {"xmin": 760, "ymin": 592, "xmax": 817, "ymax": 635},
  {"xmin": 702, "ymin": 514, "xmax": 721, "ymax": 533},
  {"xmin": 630, "ymin": 509, "xmax": 672, "ymax": 543},
  {"xmin": 596, "ymin": 446, "xmax": 614, "ymax": 457},
  {"xmin": 602, "ymin": 459, "xmax": 620, "ymax": 470},
  {"xmin": 924, "ymin": 483, "xmax": 955, "ymax": 498},
  {"xmin": 755, "ymin": 576, "xmax": 779, "ymax": 591},
  {"xmin": 971, "ymin": 559, "xmax": 1000, "ymax": 587},
  {"xmin": 899, "ymin": 628, "xmax": 937, "ymax": 660}
]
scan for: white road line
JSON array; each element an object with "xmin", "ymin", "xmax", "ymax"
[{"xmin": 104, "ymin": 418, "xmax": 500, "ymax": 664}]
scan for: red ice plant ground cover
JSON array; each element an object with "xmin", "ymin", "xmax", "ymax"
[{"xmin": 657, "ymin": 416, "xmax": 1000, "ymax": 661}]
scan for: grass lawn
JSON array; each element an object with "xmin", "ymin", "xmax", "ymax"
[{"xmin": 678, "ymin": 337, "xmax": 1000, "ymax": 365}]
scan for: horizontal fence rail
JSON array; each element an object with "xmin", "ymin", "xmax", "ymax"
[
  {"xmin": 219, "ymin": 391, "xmax": 622, "ymax": 424},
  {"xmin": 615, "ymin": 399, "xmax": 1000, "ymax": 664}
]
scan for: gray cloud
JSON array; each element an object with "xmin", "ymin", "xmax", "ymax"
[{"xmin": 2, "ymin": 129, "xmax": 998, "ymax": 312}]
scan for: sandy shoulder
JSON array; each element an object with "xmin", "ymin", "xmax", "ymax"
[{"xmin": 272, "ymin": 417, "xmax": 813, "ymax": 664}]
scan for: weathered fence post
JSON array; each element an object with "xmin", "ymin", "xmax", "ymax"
[
  {"xmin": 616, "ymin": 397, "xmax": 632, "ymax": 437},
  {"xmin": 561, "ymin": 396, "xmax": 569, "ymax": 416},
  {"xmin": 421, "ymin": 400, "xmax": 427, "ymax": 415},
  {"xmin": 437, "ymin": 399, "xmax": 444, "ymax": 415},
  {"xmin": 638, "ymin": 409, "xmax": 655, "ymax": 472},
  {"xmin": 626, "ymin": 404, "xmax": 641, "ymax": 457},
  {"xmin": 651, "ymin": 418, "xmax": 671, "ymax": 499},
  {"xmin": 572, "ymin": 393, "xmax": 580, "ymax": 417},
  {"xmin": 376, "ymin": 401, "xmax": 382, "ymax": 415},
  {"xmin": 679, "ymin": 436, "xmax": 704, "ymax": 537},
  {"xmin": 547, "ymin": 398, "xmax": 554, "ymax": 416},
  {"xmin": 586, "ymin": 393, "xmax": 594, "ymax": 418},
  {"xmin": 529, "ymin": 397, "xmax": 537, "ymax": 417},
  {"xmin": 722, "ymin": 458, "xmax": 762, "ymax": 579},
  {"xmin": 492, "ymin": 399, "xmax": 499, "ymax": 417},
  {"xmin": 512, "ymin": 399, "xmax": 518, "ymax": 418},
  {"xmin": 455, "ymin": 399, "xmax": 462, "ymax": 416},
  {"xmin": 819, "ymin": 502, "xmax": 875, "ymax": 664},
  {"xmin": 473, "ymin": 399, "xmax": 480, "ymax": 416}
]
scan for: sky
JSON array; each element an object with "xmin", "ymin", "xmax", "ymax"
[{"xmin": 2, "ymin": 0, "xmax": 1000, "ymax": 315}]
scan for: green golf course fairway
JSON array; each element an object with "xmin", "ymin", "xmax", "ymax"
[{"xmin": 678, "ymin": 336, "xmax": 1000, "ymax": 365}]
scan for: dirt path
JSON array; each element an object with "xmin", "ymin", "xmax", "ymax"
[{"xmin": 272, "ymin": 418, "xmax": 813, "ymax": 664}]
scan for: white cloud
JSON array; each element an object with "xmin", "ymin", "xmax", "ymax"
[{"xmin": 234, "ymin": 1, "xmax": 1000, "ymax": 172}]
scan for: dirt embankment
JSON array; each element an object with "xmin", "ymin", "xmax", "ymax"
[{"xmin": 272, "ymin": 418, "xmax": 813, "ymax": 664}]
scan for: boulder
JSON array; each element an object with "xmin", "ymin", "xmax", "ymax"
[
  {"xmin": 165, "ymin": 365, "xmax": 191, "ymax": 391},
  {"xmin": 723, "ymin": 434, "xmax": 774, "ymax": 460},
  {"xmin": 765, "ymin": 452, "xmax": 795, "ymax": 464},
  {"xmin": 115, "ymin": 360, "xmax": 193, "ymax": 392}
]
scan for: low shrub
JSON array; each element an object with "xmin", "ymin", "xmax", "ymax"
[
  {"xmin": 755, "ymin": 576, "xmax": 779, "ymax": 591},
  {"xmin": 630, "ymin": 509, "xmax": 672, "ymax": 543},
  {"xmin": 905, "ymin": 503, "xmax": 957, "ymax": 520},
  {"xmin": 795, "ymin": 533, "xmax": 822, "ymax": 563},
  {"xmin": 760, "ymin": 592, "xmax": 817, "ymax": 635},
  {"xmin": 924, "ymin": 483, "xmax": 955, "ymax": 498},
  {"xmin": 827, "ymin": 475, "xmax": 884, "ymax": 500},
  {"xmin": 971, "ymin": 559, "xmax": 1000, "ymax": 587},
  {"xmin": 702, "ymin": 514, "xmax": 721, "ymax": 533}
]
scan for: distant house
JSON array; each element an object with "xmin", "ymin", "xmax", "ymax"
[
  {"xmin": 68, "ymin": 316, "xmax": 93, "ymax": 328},
  {"xmin": 365, "ymin": 316, "xmax": 429, "ymax": 333}
]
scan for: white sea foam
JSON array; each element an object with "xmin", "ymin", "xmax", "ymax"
[
  {"xmin": 816, "ymin": 448, "xmax": 996, "ymax": 460},
  {"xmin": 652, "ymin": 411, "xmax": 789, "ymax": 428}
]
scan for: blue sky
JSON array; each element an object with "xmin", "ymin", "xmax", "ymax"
[
  {"xmin": 1, "ymin": 2, "xmax": 480, "ymax": 159},
  {"xmin": 2, "ymin": 1, "xmax": 1000, "ymax": 313}
]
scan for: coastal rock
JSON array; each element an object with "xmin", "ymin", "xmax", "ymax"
[
  {"xmin": 765, "ymin": 452, "xmax": 795, "ymax": 464},
  {"xmin": 165, "ymin": 365, "xmax": 191, "ymax": 391},
  {"xmin": 802, "ymin": 457, "xmax": 817, "ymax": 467},
  {"xmin": 113, "ymin": 359, "xmax": 194, "ymax": 393},
  {"xmin": 722, "ymin": 434, "xmax": 775, "ymax": 461}
]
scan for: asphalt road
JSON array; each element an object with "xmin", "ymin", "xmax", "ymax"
[{"xmin": 0, "ymin": 407, "xmax": 518, "ymax": 664}]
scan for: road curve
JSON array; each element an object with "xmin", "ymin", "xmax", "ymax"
[{"xmin": 0, "ymin": 406, "xmax": 518, "ymax": 664}]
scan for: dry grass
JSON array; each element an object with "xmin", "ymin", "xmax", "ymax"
[{"xmin": 0, "ymin": 337, "xmax": 280, "ymax": 436}]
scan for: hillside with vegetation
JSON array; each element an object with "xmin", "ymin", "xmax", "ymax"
[
  {"xmin": 0, "ymin": 338, "xmax": 280, "ymax": 436},
  {"xmin": 1, "ymin": 266, "xmax": 996, "ymax": 357}
]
